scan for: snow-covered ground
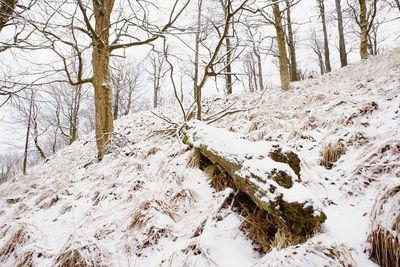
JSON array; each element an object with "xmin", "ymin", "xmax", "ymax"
[{"xmin": 0, "ymin": 49, "xmax": 399, "ymax": 266}]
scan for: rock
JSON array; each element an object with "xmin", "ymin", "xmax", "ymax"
[{"xmin": 183, "ymin": 120, "xmax": 326, "ymax": 236}]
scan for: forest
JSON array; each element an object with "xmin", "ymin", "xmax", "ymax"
[{"xmin": 0, "ymin": 0, "xmax": 399, "ymax": 266}]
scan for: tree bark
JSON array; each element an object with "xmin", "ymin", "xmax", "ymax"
[
  {"xmin": 318, "ymin": 0, "xmax": 332, "ymax": 73},
  {"xmin": 285, "ymin": 0, "xmax": 299, "ymax": 81},
  {"xmin": 225, "ymin": 34, "xmax": 233, "ymax": 94},
  {"xmin": 335, "ymin": 0, "xmax": 348, "ymax": 67},
  {"xmin": 193, "ymin": 0, "xmax": 203, "ymax": 100},
  {"xmin": 113, "ymin": 87, "xmax": 120, "ymax": 120},
  {"xmin": 358, "ymin": 0, "xmax": 369, "ymax": 59},
  {"xmin": 23, "ymin": 91, "xmax": 33, "ymax": 175},
  {"xmin": 254, "ymin": 50, "xmax": 264, "ymax": 90},
  {"xmin": 92, "ymin": 0, "xmax": 115, "ymax": 159},
  {"xmin": 272, "ymin": 1, "xmax": 290, "ymax": 91}
]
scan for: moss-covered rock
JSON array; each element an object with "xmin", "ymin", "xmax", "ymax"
[
  {"xmin": 182, "ymin": 120, "xmax": 327, "ymax": 237},
  {"xmin": 269, "ymin": 145, "xmax": 301, "ymax": 180}
]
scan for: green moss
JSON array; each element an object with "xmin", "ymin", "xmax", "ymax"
[
  {"xmin": 6, "ymin": 198, "xmax": 20, "ymax": 204},
  {"xmin": 269, "ymin": 169, "xmax": 293, "ymax": 188},
  {"xmin": 269, "ymin": 147, "xmax": 301, "ymax": 181}
]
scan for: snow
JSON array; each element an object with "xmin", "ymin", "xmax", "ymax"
[{"xmin": 0, "ymin": 49, "xmax": 399, "ymax": 266}]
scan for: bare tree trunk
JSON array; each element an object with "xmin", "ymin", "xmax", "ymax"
[
  {"xmin": 23, "ymin": 92, "xmax": 33, "ymax": 175},
  {"xmin": 153, "ymin": 84, "xmax": 159, "ymax": 108},
  {"xmin": 359, "ymin": 0, "xmax": 369, "ymax": 59},
  {"xmin": 254, "ymin": 50, "xmax": 264, "ymax": 90},
  {"xmin": 92, "ymin": 0, "xmax": 115, "ymax": 159},
  {"xmin": 193, "ymin": 0, "xmax": 203, "ymax": 99},
  {"xmin": 70, "ymin": 85, "xmax": 82, "ymax": 144},
  {"xmin": 285, "ymin": 0, "xmax": 299, "ymax": 81},
  {"xmin": 113, "ymin": 87, "xmax": 120, "ymax": 120},
  {"xmin": 125, "ymin": 86, "xmax": 133, "ymax": 116},
  {"xmin": 272, "ymin": 1, "xmax": 290, "ymax": 91},
  {"xmin": 225, "ymin": 34, "xmax": 233, "ymax": 94},
  {"xmin": 70, "ymin": 114, "xmax": 78, "ymax": 144},
  {"xmin": 311, "ymin": 30, "xmax": 325, "ymax": 75},
  {"xmin": 335, "ymin": 0, "xmax": 348, "ymax": 67},
  {"xmin": 219, "ymin": 0, "xmax": 234, "ymax": 95},
  {"xmin": 318, "ymin": 0, "xmax": 331, "ymax": 73}
]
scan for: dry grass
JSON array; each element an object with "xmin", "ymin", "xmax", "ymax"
[
  {"xmin": 171, "ymin": 189, "xmax": 199, "ymax": 205},
  {"xmin": 16, "ymin": 251, "xmax": 34, "ymax": 267},
  {"xmin": 136, "ymin": 227, "xmax": 171, "ymax": 254},
  {"xmin": 232, "ymin": 192, "xmax": 303, "ymax": 254},
  {"xmin": 369, "ymin": 185, "xmax": 400, "ymax": 267},
  {"xmin": 35, "ymin": 189, "xmax": 56, "ymax": 206},
  {"xmin": 128, "ymin": 200, "xmax": 153, "ymax": 230},
  {"xmin": 186, "ymin": 150, "xmax": 201, "ymax": 168},
  {"xmin": 55, "ymin": 247, "xmax": 88, "ymax": 267},
  {"xmin": 128, "ymin": 199, "xmax": 177, "ymax": 231},
  {"xmin": 270, "ymin": 226, "xmax": 303, "ymax": 250},
  {"xmin": 0, "ymin": 227, "xmax": 29, "ymax": 260},
  {"xmin": 370, "ymin": 229, "xmax": 400, "ymax": 267},
  {"xmin": 345, "ymin": 101, "xmax": 378, "ymax": 125},
  {"xmin": 54, "ymin": 243, "xmax": 109, "ymax": 267},
  {"xmin": 38, "ymin": 194, "xmax": 60, "ymax": 209},
  {"xmin": 167, "ymin": 240, "xmax": 216, "ymax": 267},
  {"xmin": 321, "ymin": 142, "xmax": 346, "ymax": 169},
  {"xmin": 204, "ymin": 165, "xmax": 230, "ymax": 192}
]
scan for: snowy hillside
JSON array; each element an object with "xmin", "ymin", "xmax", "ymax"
[{"xmin": 0, "ymin": 49, "xmax": 399, "ymax": 267}]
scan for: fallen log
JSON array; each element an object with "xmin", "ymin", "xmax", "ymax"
[{"xmin": 183, "ymin": 120, "xmax": 326, "ymax": 236}]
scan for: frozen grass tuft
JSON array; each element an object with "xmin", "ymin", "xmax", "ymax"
[
  {"xmin": 321, "ymin": 142, "xmax": 346, "ymax": 169},
  {"xmin": 0, "ymin": 227, "xmax": 29, "ymax": 261},
  {"xmin": 369, "ymin": 185, "xmax": 400, "ymax": 267}
]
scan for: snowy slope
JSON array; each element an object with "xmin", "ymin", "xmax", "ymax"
[{"xmin": 0, "ymin": 49, "xmax": 399, "ymax": 267}]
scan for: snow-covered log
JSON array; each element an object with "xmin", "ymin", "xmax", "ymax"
[{"xmin": 183, "ymin": 120, "xmax": 326, "ymax": 236}]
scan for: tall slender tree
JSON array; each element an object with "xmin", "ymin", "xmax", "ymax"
[
  {"xmin": 193, "ymin": 0, "xmax": 203, "ymax": 100},
  {"xmin": 285, "ymin": 0, "xmax": 299, "ymax": 81},
  {"xmin": 272, "ymin": 0, "xmax": 290, "ymax": 90},
  {"xmin": 335, "ymin": 0, "xmax": 348, "ymax": 67},
  {"xmin": 317, "ymin": 0, "xmax": 332, "ymax": 73}
]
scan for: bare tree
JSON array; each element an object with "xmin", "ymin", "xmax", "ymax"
[
  {"xmin": 348, "ymin": 0, "xmax": 378, "ymax": 59},
  {"xmin": 193, "ymin": 0, "xmax": 203, "ymax": 100},
  {"xmin": 0, "ymin": 153, "xmax": 19, "ymax": 182},
  {"xmin": 243, "ymin": 51, "xmax": 258, "ymax": 92},
  {"xmin": 147, "ymin": 51, "xmax": 167, "ymax": 109},
  {"xmin": 335, "ymin": 0, "xmax": 348, "ymax": 67},
  {"xmin": 272, "ymin": 0, "xmax": 290, "ymax": 90},
  {"xmin": 218, "ymin": 0, "xmax": 235, "ymax": 94},
  {"xmin": 194, "ymin": 0, "xmax": 249, "ymax": 119},
  {"xmin": 22, "ymin": 89, "xmax": 33, "ymax": 175},
  {"xmin": 316, "ymin": 0, "xmax": 332, "ymax": 73},
  {"xmin": 310, "ymin": 29, "xmax": 326, "ymax": 75},
  {"xmin": 285, "ymin": 0, "xmax": 300, "ymax": 81},
  {"xmin": 111, "ymin": 60, "xmax": 141, "ymax": 118},
  {"xmin": 367, "ymin": 18, "xmax": 383, "ymax": 56},
  {"xmin": 48, "ymin": 84, "xmax": 87, "ymax": 145}
]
